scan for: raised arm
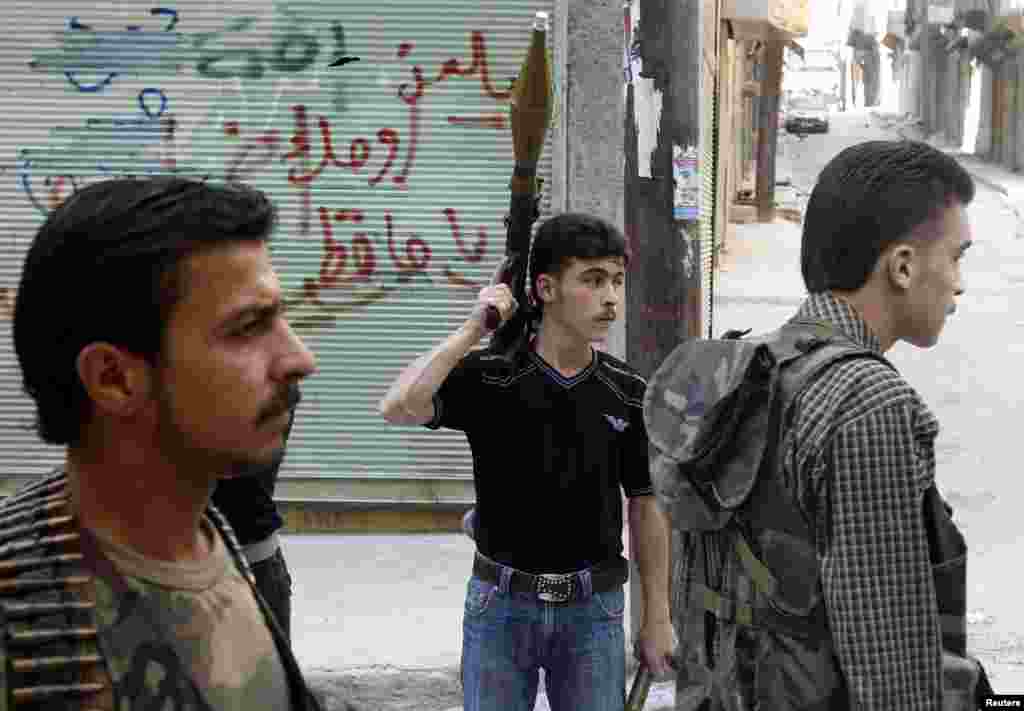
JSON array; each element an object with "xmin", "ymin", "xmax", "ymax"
[{"xmin": 378, "ymin": 284, "xmax": 517, "ymax": 426}]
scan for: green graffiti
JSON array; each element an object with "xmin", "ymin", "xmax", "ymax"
[
  {"xmin": 192, "ymin": 15, "xmax": 335, "ymax": 81},
  {"xmin": 29, "ymin": 13, "xmax": 339, "ymax": 82},
  {"xmin": 22, "ymin": 120, "xmax": 159, "ymax": 175},
  {"xmin": 285, "ymin": 285, "xmax": 399, "ymax": 332}
]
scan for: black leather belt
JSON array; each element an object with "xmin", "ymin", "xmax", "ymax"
[{"xmin": 472, "ymin": 553, "xmax": 628, "ymax": 603}]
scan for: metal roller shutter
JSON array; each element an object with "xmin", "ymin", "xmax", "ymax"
[
  {"xmin": 0, "ymin": 0, "xmax": 555, "ymax": 503},
  {"xmin": 699, "ymin": 29, "xmax": 719, "ymax": 339}
]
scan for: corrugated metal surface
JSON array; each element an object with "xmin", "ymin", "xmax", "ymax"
[
  {"xmin": 700, "ymin": 9, "xmax": 719, "ymax": 340},
  {"xmin": 0, "ymin": 1, "xmax": 555, "ymax": 500}
]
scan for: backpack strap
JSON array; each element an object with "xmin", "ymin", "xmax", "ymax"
[
  {"xmin": 207, "ymin": 506, "xmax": 324, "ymax": 711},
  {"xmin": 696, "ymin": 320, "xmax": 894, "ymax": 646}
]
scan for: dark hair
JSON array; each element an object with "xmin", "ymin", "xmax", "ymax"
[
  {"xmin": 801, "ymin": 140, "xmax": 974, "ymax": 293},
  {"xmin": 526, "ymin": 212, "xmax": 629, "ymax": 302},
  {"xmin": 13, "ymin": 176, "xmax": 277, "ymax": 446},
  {"xmin": 490, "ymin": 212, "xmax": 628, "ymax": 355}
]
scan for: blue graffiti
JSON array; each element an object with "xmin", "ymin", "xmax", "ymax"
[
  {"xmin": 17, "ymin": 159, "xmax": 49, "ymax": 216},
  {"xmin": 151, "ymin": 7, "xmax": 179, "ymax": 32},
  {"xmin": 64, "ymin": 71, "xmax": 118, "ymax": 93},
  {"xmin": 137, "ymin": 88, "xmax": 168, "ymax": 118},
  {"xmin": 62, "ymin": 16, "xmax": 119, "ymax": 92},
  {"xmin": 19, "ymin": 4, "xmax": 353, "ymax": 211},
  {"xmin": 60, "ymin": 11, "xmax": 182, "ymax": 93},
  {"xmin": 55, "ymin": 8, "xmax": 175, "ymax": 162}
]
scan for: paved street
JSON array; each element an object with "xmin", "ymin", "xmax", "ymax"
[
  {"xmin": 717, "ymin": 106, "xmax": 1024, "ymax": 692},
  {"xmin": 285, "ymin": 533, "xmax": 675, "ymax": 710}
]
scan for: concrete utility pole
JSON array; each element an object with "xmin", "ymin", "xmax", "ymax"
[
  {"xmin": 623, "ymin": 0, "xmax": 703, "ymax": 654},
  {"xmin": 624, "ymin": 0, "xmax": 702, "ymax": 379},
  {"xmin": 756, "ymin": 37, "xmax": 784, "ymax": 223}
]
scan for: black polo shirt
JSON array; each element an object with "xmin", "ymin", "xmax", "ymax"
[{"xmin": 427, "ymin": 346, "xmax": 653, "ymax": 574}]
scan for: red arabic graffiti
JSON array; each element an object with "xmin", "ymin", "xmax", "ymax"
[
  {"xmin": 284, "ymin": 30, "xmax": 511, "ymax": 191},
  {"xmin": 284, "ymin": 105, "xmax": 401, "ymax": 187},
  {"xmin": 224, "ymin": 121, "xmax": 282, "ymax": 182},
  {"xmin": 399, "ymin": 31, "xmax": 511, "ymax": 183},
  {"xmin": 441, "ymin": 206, "xmax": 487, "ymax": 287},
  {"xmin": 317, "ymin": 207, "xmax": 376, "ymax": 288},
  {"xmin": 447, "ymin": 114, "xmax": 507, "ymax": 129},
  {"xmin": 300, "ymin": 207, "xmax": 490, "ymax": 308},
  {"xmin": 386, "ymin": 212, "xmax": 432, "ymax": 283},
  {"xmin": 26, "ymin": 28, "xmax": 509, "ymax": 324}
]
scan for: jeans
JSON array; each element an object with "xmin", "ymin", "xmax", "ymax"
[
  {"xmin": 251, "ymin": 546, "xmax": 294, "ymax": 643},
  {"xmin": 461, "ymin": 574, "xmax": 626, "ymax": 711}
]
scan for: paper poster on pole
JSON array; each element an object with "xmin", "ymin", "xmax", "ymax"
[{"xmin": 673, "ymin": 145, "xmax": 699, "ymax": 220}]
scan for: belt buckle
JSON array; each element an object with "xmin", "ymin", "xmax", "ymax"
[{"xmin": 536, "ymin": 573, "xmax": 574, "ymax": 603}]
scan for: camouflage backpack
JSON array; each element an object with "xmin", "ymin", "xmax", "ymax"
[
  {"xmin": 643, "ymin": 318, "xmax": 873, "ymax": 534},
  {"xmin": 643, "ymin": 318, "xmax": 992, "ymax": 710},
  {"xmin": 644, "ymin": 319, "xmax": 878, "ymax": 710}
]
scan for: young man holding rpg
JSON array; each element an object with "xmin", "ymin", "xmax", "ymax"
[{"xmin": 380, "ymin": 212, "xmax": 674, "ymax": 711}]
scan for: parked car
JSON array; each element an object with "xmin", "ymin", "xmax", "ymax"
[{"xmin": 784, "ymin": 95, "xmax": 829, "ymax": 134}]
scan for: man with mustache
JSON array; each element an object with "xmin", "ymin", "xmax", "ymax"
[
  {"xmin": 0, "ymin": 176, "xmax": 339, "ymax": 710},
  {"xmin": 380, "ymin": 212, "xmax": 675, "ymax": 711}
]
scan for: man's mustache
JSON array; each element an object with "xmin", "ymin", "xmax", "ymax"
[{"xmin": 258, "ymin": 383, "xmax": 302, "ymax": 424}]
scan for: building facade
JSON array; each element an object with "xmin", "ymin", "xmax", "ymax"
[{"xmin": 720, "ymin": 0, "xmax": 810, "ymax": 230}]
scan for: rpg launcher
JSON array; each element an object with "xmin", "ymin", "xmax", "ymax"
[{"xmin": 485, "ymin": 11, "xmax": 553, "ymax": 358}]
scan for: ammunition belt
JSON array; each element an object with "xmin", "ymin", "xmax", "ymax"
[{"xmin": 0, "ymin": 470, "xmax": 114, "ymax": 709}]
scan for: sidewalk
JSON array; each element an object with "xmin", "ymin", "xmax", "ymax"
[
  {"xmin": 713, "ymin": 110, "xmax": 1024, "ymax": 315},
  {"xmin": 285, "ymin": 534, "xmax": 676, "ymax": 711},
  {"xmin": 873, "ymin": 110, "xmax": 1024, "ymax": 225}
]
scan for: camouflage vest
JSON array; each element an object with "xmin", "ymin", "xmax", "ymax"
[
  {"xmin": 644, "ymin": 319, "xmax": 989, "ymax": 711},
  {"xmin": 0, "ymin": 470, "xmax": 322, "ymax": 711}
]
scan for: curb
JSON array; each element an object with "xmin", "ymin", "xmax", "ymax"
[
  {"xmin": 305, "ymin": 667, "xmax": 678, "ymax": 711},
  {"xmin": 438, "ymin": 679, "xmax": 677, "ymax": 711},
  {"xmin": 306, "ymin": 668, "xmax": 462, "ymax": 711}
]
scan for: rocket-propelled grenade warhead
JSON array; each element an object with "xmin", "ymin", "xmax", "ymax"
[{"xmin": 509, "ymin": 11, "xmax": 553, "ymax": 202}]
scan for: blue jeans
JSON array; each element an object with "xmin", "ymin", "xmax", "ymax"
[{"xmin": 461, "ymin": 574, "xmax": 626, "ymax": 711}]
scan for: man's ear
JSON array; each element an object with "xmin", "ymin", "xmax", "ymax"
[
  {"xmin": 76, "ymin": 343, "xmax": 154, "ymax": 418},
  {"xmin": 885, "ymin": 243, "xmax": 916, "ymax": 292}
]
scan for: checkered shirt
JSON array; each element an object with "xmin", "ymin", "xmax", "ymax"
[{"xmin": 777, "ymin": 292, "xmax": 943, "ymax": 708}]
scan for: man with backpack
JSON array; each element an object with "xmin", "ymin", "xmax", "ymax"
[{"xmin": 645, "ymin": 141, "xmax": 990, "ymax": 709}]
